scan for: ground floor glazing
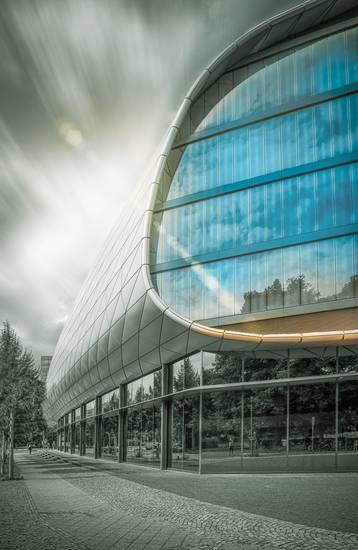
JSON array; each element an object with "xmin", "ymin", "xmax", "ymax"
[{"xmin": 56, "ymin": 348, "xmax": 358, "ymax": 473}]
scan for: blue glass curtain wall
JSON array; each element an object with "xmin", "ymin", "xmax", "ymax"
[
  {"xmin": 153, "ymin": 164, "xmax": 358, "ymax": 265},
  {"xmin": 151, "ymin": 26, "xmax": 358, "ymax": 324},
  {"xmin": 197, "ymin": 27, "xmax": 358, "ymax": 135},
  {"xmin": 168, "ymin": 94, "xmax": 357, "ymax": 201},
  {"xmin": 155, "ymin": 234, "xmax": 358, "ymax": 320}
]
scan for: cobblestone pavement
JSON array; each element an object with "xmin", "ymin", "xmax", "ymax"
[
  {"xmin": 12, "ymin": 450, "xmax": 250, "ymax": 550},
  {"xmin": 0, "ymin": 480, "xmax": 88, "ymax": 550},
  {"xmin": 10, "ymin": 450, "xmax": 358, "ymax": 550}
]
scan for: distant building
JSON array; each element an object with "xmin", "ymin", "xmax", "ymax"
[{"xmin": 39, "ymin": 356, "xmax": 52, "ymax": 383}]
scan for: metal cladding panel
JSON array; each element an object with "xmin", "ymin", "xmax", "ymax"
[{"xmin": 44, "ymin": 0, "xmax": 358, "ymax": 421}]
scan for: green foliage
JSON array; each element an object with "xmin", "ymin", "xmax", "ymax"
[{"xmin": 0, "ymin": 322, "xmax": 46, "ymax": 445}]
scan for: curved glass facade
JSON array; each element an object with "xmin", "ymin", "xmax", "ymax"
[
  {"xmin": 52, "ymin": 7, "xmax": 358, "ymax": 476},
  {"xmin": 151, "ymin": 27, "xmax": 358, "ymax": 322}
]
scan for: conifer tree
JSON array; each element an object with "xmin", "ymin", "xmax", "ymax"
[{"xmin": 0, "ymin": 322, "xmax": 45, "ymax": 479}]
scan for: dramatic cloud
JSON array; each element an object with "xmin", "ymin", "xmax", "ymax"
[{"xmin": 0, "ymin": 0, "xmax": 297, "ymax": 363}]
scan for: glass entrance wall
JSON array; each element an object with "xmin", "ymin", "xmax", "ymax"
[{"xmin": 56, "ymin": 349, "xmax": 358, "ymax": 473}]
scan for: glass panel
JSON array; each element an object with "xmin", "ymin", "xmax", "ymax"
[
  {"xmin": 339, "ymin": 352, "xmax": 358, "ymax": 373},
  {"xmin": 316, "ymin": 170, "xmax": 334, "ymax": 230},
  {"xmin": 289, "ymin": 384, "xmax": 335, "ymax": 471},
  {"xmin": 141, "ymin": 405, "xmax": 161, "ymax": 466},
  {"xmin": 267, "ymin": 249, "xmax": 283, "ymax": 309},
  {"xmin": 318, "ymin": 239, "xmax": 335, "ymax": 302},
  {"xmin": 74, "ymin": 423, "xmax": 80, "ymax": 454},
  {"xmin": 335, "ymin": 236, "xmax": 354, "ymax": 299},
  {"xmin": 202, "ymin": 391, "xmax": 242, "ymax": 473},
  {"xmin": 58, "ymin": 429, "xmax": 64, "ymax": 451},
  {"xmin": 242, "ymin": 387, "xmax": 287, "ymax": 472},
  {"xmin": 190, "ymin": 266, "xmax": 204, "ymax": 320},
  {"xmin": 127, "ymin": 371, "xmax": 161, "ymax": 404},
  {"xmin": 266, "ymin": 181, "xmax": 282, "ymax": 241},
  {"xmin": 170, "ymin": 397, "xmax": 199, "ymax": 472},
  {"xmin": 202, "ymin": 352, "xmax": 242, "ymax": 385},
  {"xmin": 127, "ymin": 408, "xmax": 141, "ymax": 462},
  {"xmin": 250, "ymin": 253, "xmax": 267, "ymax": 312},
  {"xmin": 283, "ymin": 246, "xmax": 300, "ymax": 307},
  {"xmin": 235, "ymin": 255, "xmax": 250, "ymax": 314},
  {"xmin": 300, "ymin": 242, "xmax": 318, "ymax": 305},
  {"xmin": 203, "ymin": 262, "xmax": 219, "ymax": 319},
  {"xmin": 127, "ymin": 378, "xmax": 142, "ymax": 405},
  {"xmin": 126, "ymin": 406, "xmax": 161, "ymax": 467},
  {"xmin": 84, "ymin": 418, "xmax": 95, "ymax": 456},
  {"xmin": 141, "ymin": 371, "xmax": 157, "ymax": 401},
  {"xmin": 173, "ymin": 359, "xmax": 184, "ymax": 392},
  {"xmin": 172, "ymin": 353, "xmax": 201, "ymax": 391},
  {"xmin": 74, "ymin": 407, "xmax": 81, "ymax": 422},
  {"xmin": 289, "ymin": 353, "xmax": 336, "ymax": 378},
  {"xmin": 249, "ymin": 185, "xmax": 267, "ymax": 244},
  {"xmin": 298, "ymin": 173, "xmax": 316, "ymax": 235},
  {"xmin": 101, "ymin": 415, "xmax": 119, "ymax": 461},
  {"xmin": 338, "ymin": 381, "xmax": 358, "ymax": 471},
  {"xmin": 85, "ymin": 399, "xmax": 96, "ymax": 418},
  {"xmin": 283, "ymin": 178, "xmax": 299, "ymax": 237},
  {"xmin": 244, "ymin": 357, "xmax": 287, "ymax": 381},
  {"xmin": 232, "ymin": 189, "xmax": 250, "ymax": 246},
  {"xmin": 219, "ymin": 259, "xmax": 235, "ymax": 317},
  {"xmin": 334, "ymin": 164, "xmax": 353, "ymax": 227},
  {"xmin": 102, "ymin": 389, "xmax": 120, "ymax": 413},
  {"xmin": 64, "ymin": 426, "xmax": 71, "ymax": 452}
]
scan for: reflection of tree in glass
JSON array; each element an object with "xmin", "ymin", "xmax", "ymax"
[
  {"xmin": 173, "ymin": 358, "xmax": 200, "ymax": 391},
  {"xmin": 241, "ymin": 274, "xmax": 320, "ymax": 313},
  {"xmin": 203, "ymin": 352, "xmax": 241, "ymax": 385},
  {"xmin": 339, "ymin": 355, "xmax": 358, "ymax": 373},
  {"xmin": 336, "ymin": 275, "xmax": 357, "ymax": 300},
  {"xmin": 153, "ymin": 371, "xmax": 162, "ymax": 397}
]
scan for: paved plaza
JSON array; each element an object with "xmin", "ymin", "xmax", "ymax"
[{"xmin": 0, "ymin": 450, "xmax": 357, "ymax": 550}]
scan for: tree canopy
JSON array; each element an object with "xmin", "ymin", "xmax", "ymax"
[{"xmin": 0, "ymin": 321, "xmax": 46, "ymax": 478}]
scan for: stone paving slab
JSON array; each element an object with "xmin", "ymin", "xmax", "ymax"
[
  {"xmin": 14, "ymin": 451, "xmax": 252, "ymax": 550},
  {"xmin": 52, "ymin": 449, "xmax": 358, "ymax": 534},
  {"xmin": 13, "ymin": 450, "xmax": 358, "ymax": 550}
]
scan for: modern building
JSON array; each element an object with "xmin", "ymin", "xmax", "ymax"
[
  {"xmin": 45, "ymin": 0, "xmax": 358, "ymax": 473},
  {"xmin": 38, "ymin": 355, "xmax": 53, "ymax": 383}
]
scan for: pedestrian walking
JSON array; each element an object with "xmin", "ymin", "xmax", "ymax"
[
  {"xmin": 28, "ymin": 443, "xmax": 32, "ymax": 455},
  {"xmin": 228, "ymin": 437, "xmax": 234, "ymax": 456}
]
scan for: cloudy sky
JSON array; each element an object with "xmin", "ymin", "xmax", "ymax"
[{"xmin": 0, "ymin": 0, "xmax": 298, "ymax": 363}]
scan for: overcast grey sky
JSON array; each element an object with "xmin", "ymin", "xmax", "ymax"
[{"xmin": 0, "ymin": 0, "xmax": 299, "ymax": 363}]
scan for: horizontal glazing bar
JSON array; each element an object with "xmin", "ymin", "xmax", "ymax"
[
  {"xmin": 151, "ymin": 224, "xmax": 358, "ymax": 274},
  {"xmin": 155, "ymin": 152, "xmax": 358, "ymax": 213},
  {"xmin": 71, "ymin": 371, "xmax": 358, "ymax": 415},
  {"xmin": 173, "ymin": 83, "xmax": 358, "ymax": 150}
]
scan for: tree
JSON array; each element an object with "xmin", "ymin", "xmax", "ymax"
[{"xmin": 0, "ymin": 322, "xmax": 46, "ymax": 479}]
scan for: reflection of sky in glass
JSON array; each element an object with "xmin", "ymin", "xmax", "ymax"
[
  {"xmin": 153, "ymin": 28, "xmax": 358, "ymax": 322},
  {"xmin": 156, "ymin": 235, "xmax": 357, "ymax": 320}
]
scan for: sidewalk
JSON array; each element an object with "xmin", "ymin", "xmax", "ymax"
[{"xmin": 2, "ymin": 449, "xmax": 358, "ymax": 550}]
